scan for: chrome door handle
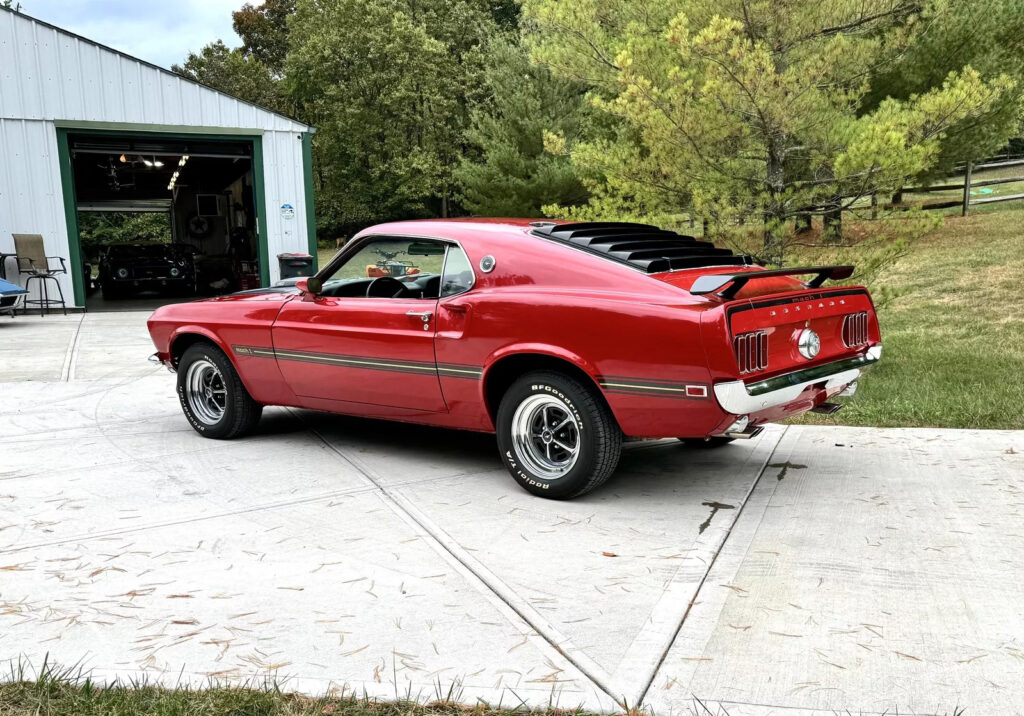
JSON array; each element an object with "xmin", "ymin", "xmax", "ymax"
[{"xmin": 406, "ymin": 310, "xmax": 433, "ymax": 323}]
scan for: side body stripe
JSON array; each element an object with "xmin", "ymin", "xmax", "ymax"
[
  {"xmin": 597, "ymin": 375, "xmax": 710, "ymax": 400},
  {"xmin": 234, "ymin": 345, "xmax": 701, "ymax": 398},
  {"xmin": 232, "ymin": 345, "xmax": 482, "ymax": 380}
]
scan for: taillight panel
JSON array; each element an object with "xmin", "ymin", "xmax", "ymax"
[
  {"xmin": 842, "ymin": 311, "xmax": 869, "ymax": 348},
  {"xmin": 734, "ymin": 330, "xmax": 768, "ymax": 374}
]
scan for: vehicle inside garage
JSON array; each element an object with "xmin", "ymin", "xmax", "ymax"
[{"xmin": 69, "ymin": 132, "xmax": 261, "ymax": 310}]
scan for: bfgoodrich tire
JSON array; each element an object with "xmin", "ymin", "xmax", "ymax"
[
  {"xmin": 496, "ymin": 371, "xmax": 621, "ymax": 499},
  {"xmin": 177, "ymin": 342, "xmax": 262, "ymax": 439}
]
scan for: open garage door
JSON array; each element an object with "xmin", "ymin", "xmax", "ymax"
[{"xmin": 66, "ymin": 132, "xmax": 265, "ymax": 312}]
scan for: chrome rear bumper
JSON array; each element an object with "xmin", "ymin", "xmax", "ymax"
[{"xmin": 713, "ymin": 345, "xmax": 881, "ymax": 414}]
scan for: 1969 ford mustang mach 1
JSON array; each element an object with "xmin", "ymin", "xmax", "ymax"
[{"xmin": 148, "ymin": 219, "xmax": 881, "ymax": 499}]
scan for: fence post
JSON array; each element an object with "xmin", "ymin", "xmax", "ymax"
[{"xmin": 962, "ymin": 161, "xmax": 973, "ymax": 216}]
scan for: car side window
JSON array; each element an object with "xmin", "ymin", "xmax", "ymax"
[
  {"xmin": 327, "ymin": 239, "xmax": 444, "ymax": 281},
  {"xmin": 318, "ymin": 237, "xmax": 448, "ymax": 299},
  {"xmin": 440, "ymin": 245, "xmax": 474, "ymax": 298}
]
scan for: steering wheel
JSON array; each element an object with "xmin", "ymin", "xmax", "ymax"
[{"xmin": 365, "ymin": 275, "xmax": 409, "ymax": 298}]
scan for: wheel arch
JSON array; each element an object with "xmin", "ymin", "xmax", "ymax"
[
  {"xmin": 169, "ymin": 327, "xmax": 233, "ymax": 370},
  {"xmin": 481, "ymin": 348, "xmax": 616, "ymax": 428}
]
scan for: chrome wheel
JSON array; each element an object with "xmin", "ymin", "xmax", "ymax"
[
  {"xmin": 185, "ymin": 359, "xmax": 227, "ymax": 425},
  {"xmin": 511, "ymin": 394, "xmax": 581, "ymax": 480}
]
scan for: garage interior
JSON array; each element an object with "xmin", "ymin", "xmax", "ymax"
[{"xmin": 69, "ymin": 133, "xmax": 261, "ymax": 311}]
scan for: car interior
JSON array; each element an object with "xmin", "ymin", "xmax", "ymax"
[{"xmin": 317, "ymin": 238, "xmax": 473, "ymax": 300}]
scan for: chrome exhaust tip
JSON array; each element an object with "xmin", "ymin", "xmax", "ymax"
[
  {"xmin": 810, "ymin": 402, "xmax": 843, "ymax": 415},
  {"xmin": 716, "ymin": 415, "xmax": 764, "ymax": 439},
  {"xmin": 723, "ymin": 425, "xmax": 764, "ymax": 440}
]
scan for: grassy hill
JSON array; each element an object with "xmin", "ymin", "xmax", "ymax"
[{"xmin": 796, "ymin": 207, "xmax": 1024, "ymax": 429}]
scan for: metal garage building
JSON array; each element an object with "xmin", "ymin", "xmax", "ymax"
[{"xmin": 0, "ymin": 6, "xmax": 316, "ymax": 309}]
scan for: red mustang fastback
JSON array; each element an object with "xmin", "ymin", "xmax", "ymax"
[{"xmin": 148, "ymin": 220, "xmax": 881, "ymax": 499}]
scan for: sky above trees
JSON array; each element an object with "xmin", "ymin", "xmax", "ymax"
[{"xmin": 10, "ymin": 0, "xmax": 245, "ymax": 69}]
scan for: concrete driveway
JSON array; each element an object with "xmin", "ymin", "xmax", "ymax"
[{"xmin": 1, "ymin": 313, "xmax": 1021, "ymax": 715}]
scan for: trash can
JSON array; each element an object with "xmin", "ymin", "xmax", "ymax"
[{"xmin": 277, "ymin": 253, "xmax": 315, "ymax": 280}]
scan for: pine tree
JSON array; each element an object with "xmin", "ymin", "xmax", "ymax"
[
  {"xmin": 523, "ymin": 0, "xmax": 1023, "ymax": 263},
  {"xmin": 456, "ymin": 38, "xmax": 590, "ymax": 217}
]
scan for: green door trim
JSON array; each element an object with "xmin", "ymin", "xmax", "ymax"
[
  {"xmin": 54, "ymin": 126, "xmax": 273, "ymax": 307},
  {"xmin": 251, "ymin": 138, "xmax": 270, "ymax": 287},
  {"xmin": 54, "ymin": 120, "xmax": 269, "ymax": 136},
  {"xmin": 55, "ymin": 127, "xmax": 85, "ymax": 307},
  {"xmin": 301, "ymin": 131, "xmax": 318, "ymax": 271}
]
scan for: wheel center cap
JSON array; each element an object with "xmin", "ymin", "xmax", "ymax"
[
  {"xmin": 541, "ymin": 430, "xmax": 553, "ymax": 444},
  {"xmin": 205, "ymin": 387, "xmax": 213, "ymax": 397}
]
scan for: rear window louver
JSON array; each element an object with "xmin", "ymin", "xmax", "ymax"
[{"xmin": 530, "ymin": 222, "xmax": 754, "ymax": 273}]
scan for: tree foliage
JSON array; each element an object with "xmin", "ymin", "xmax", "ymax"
[
  {"xmin": 456, "ymin": 37, "xmax": 590, "ymax": 217},
  {"xmin": 864, "ymin": 0, "xmax": 1024, "ymax": 177},
  {"xmin": 77, "ymin": 213, "xmax": 171, "ymax": 255},
  {"xmin": 172, "ymin": 41, "xmax": 287, "ymax": 113},
  {"xmin": 232, "ymin": 0, "xmax": 295, "ymax": 75},
  {"xmin": 286, "ymin": 0, "xmax": 495, "ymax": 235},
  {"xmin": 523, "ymin": 0, "xmax": 1024, "ymax": 263}
]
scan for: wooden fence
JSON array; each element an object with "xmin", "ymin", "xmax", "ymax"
[{"xmin": 902, "ymin": 157, "xmax": 1024, "ymax": 215}]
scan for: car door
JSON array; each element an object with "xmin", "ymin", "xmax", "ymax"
[{"xmin": 270, "ymin": 237, "xmax": 446, "ymax": 411}]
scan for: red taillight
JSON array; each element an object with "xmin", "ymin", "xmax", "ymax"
[
  {"xmin": 734, "ymin": 330, "xmax": 768, "ymax": 374},
  {"xmin": 842, "ymin": 312, "xmax": 869, "ymax": 347}
]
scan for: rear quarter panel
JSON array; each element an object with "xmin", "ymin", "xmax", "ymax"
[{"xmin": 436, "ymin": 287, "xmax": 727, "ymax": 438}]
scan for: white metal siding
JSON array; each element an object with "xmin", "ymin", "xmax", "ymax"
[
  {"xmin": 0, "ymin": 118, "xmax": 66, "ymax": 285},
  {"xmin": 0, "ymin": 9, "xmax": 312, "ymax": 306}
]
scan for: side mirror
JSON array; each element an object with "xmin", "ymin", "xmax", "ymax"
[{"xmin": 295, "ymin": 277, "xmax": 322, "ymax": 297}]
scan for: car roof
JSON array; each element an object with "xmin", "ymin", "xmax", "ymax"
[
  {"xmin": 355, "ymin": 219, "xmax": 753, "ymax": 275},
  {"xmin": 354, "ymin": 218, "xmax": 545, "ymax": 242}
]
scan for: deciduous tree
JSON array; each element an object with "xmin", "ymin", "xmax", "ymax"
[
  {"xmin": 172, "ymin": 40, "xmax": 287, "ymax": 114},
  {"xmin": 286, "ymin": 0, "xmax": 494, "ymax": 235},
  {"xmin": 232, "ymin": 0, "xmax": 295, "ymax": 76}
]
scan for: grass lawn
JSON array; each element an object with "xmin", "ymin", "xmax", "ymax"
[
  {"xmin": 794, "ymin": 206, "xmax": 1024, "ymax": 429},
  {"xmin": 0, "ymin": 670, "xmax": 593, "ymax": 716}
]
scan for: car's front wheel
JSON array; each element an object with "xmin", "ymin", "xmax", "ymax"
[
  {"xmin": 177, "ymin": 342, "xmax": 262, "ymax": 439},
  {"xmin": 496, "ymin": 371, "xmax": 621, "ymax": 499}
]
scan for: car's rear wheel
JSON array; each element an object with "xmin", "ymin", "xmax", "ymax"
[
  {"xmin": 678, "ymin": 437, "xmax": 735, "ymax": 448},
  {"xmin": 496, "ymin": 371, "xmax": 621, "ymax": 499},
  {"xmin": 177, "ymin": 342, "xmax": 262, "ymax": 439}
]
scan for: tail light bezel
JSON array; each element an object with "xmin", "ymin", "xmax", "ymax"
[
  {"xmin": 734, "ymin": 330, "xmax": 768, "ymax": 375},
  {"xmin": 842, "ymin": 311, "xmax": 870, "ymax": 348}
]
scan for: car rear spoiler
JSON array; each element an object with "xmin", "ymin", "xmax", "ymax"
[{"xmin": 689, "ymin": 265, "xmax": 855, "ymax": 300}]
